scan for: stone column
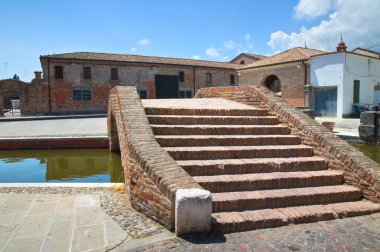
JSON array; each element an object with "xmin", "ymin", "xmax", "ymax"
[{"xmin": 304, "ymin": 84, "xmax": 313, "ymax": 107}]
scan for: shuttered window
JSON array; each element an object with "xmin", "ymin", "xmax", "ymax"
[
  {"xmin": 83, "ymin": 67, "xmax": 91, "ymax": 79},
  {"xmin": 353, "ymin": 80, "xmax": 360, "ymax": 104},
  {"xmin": 55, "ymin": 66, "xmax": 63, "ymax": 79},
  {"xmin": 111, "ymin": 68, "xmax": 118, "ymax": 80}
]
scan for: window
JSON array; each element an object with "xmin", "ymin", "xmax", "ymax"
[
  {"xmin": 206, "ymin": 73, "xmax": 212, "ymax": 84},
  {"xmin": 73, "ymin": 90, "xmax": 82, "ymax": 101},
  {"xmin": 82, "ymin": 90, "xmax": 91, "ymax": 101},
  {"xmin": 179, "ymin": 71, "xmax": 185, "ymax": 82},
  {"xmin": 83, "ymin": 67, "xmax": 91, "ymax": 79},
  {"xmin": 230, "ymin": 75, "xmax": 235, "ymax": 85},
  {"xmin": 353, "ymin": 80, "xmax": 360, "ymax": 104},
  {"xmin": 73, "ymin": 90, "xmax": 91, "ymax": 101},
  {"xmin": 179, "ymin": 90, "xmax": 192, "ymax": 98},
  {"xmin": 55, "ymin": 66, "xmax": 63, "ymax": 79},
  {"xmin": 111, "ymin": 68, "xmax": 118, "ymax": 80},
  {"xmin": 138, "ymin": 89, "xmax": 148, "ymax": 99},
  {"xmin": 240, "ymin": 60, "xmax": 245, "ymax": 65}
]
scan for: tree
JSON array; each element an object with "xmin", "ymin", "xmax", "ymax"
[{"xmin": 12, "ymin": 74, "xmax": 20, "ymax": 80}]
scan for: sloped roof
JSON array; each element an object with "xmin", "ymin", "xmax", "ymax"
[
  {"xmin": 229, "ymin": 53, "xmax": 267, "ymax": 63},
  {"xmin": 352, "ymin": 47, "xmax": 380, "ymax": 57},
  {"xmin": 240, "ymin": 47, "xmax": 326, "ymax": 69},
  {"xmin": 40, "ymin": 52, "xmax": 238, "ymax": 69}
]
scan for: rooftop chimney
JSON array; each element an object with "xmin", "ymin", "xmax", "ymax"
[{"xmin": 34, "ymin": 71, "xmax": 42, "ymax": 80}]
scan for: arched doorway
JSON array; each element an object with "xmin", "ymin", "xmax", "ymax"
[{"xmin": 264, "ymin": 75, "xmax": 281, "ymax": 94}]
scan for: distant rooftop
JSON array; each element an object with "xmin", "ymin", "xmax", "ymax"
[
  {"xmin": 40, "ymin": 52, "xmax": 238, "ymax": 69},
  {"xmin": 240, "ymin": 47, "xmax": 326, "ymax": 69}
]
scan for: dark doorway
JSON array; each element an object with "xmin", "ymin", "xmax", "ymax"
[
  {"xmin": 264, "ymin": 75, "xmax": 281, "ymax": 93},
  {"xmin": 314, "ymin": 87, "xmax": 337, "ymax": 117},
  {"xmin": 155, "ymin": 75, "xmax": 179, "ymax": 99},
  {"xmin": 3, "ymin": 95, "xmax": 20, "ymax": 117}
]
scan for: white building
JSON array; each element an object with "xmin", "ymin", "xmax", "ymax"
[{"xmin": 310, "ymin": 40, "xmax": 380, "ymax": 117}]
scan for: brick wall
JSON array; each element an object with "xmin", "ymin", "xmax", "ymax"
[
  {"xmin": 107, "ymin": 86, "xmax": 202, "ymax": 229},
  {"xmin": 196, "ymin": 86, "xmax": 380, "ymax": 203},
  {"xmin": 0, "ymin": 79, "xmax": 47, "ymax": 116},
  {"xmin": 40, "ymin": 58, "xmax": 238, "ymax": 114},
  {"xmin": 238, "ymin": 62, "xmax": 309, "ymax": 107}
]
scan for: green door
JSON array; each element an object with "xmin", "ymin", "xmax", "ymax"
[{"xmin": 353, "ymin": 80, "xmax": 360, "ymax": 104}]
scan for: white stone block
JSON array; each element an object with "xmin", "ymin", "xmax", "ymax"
[{"xmin": 175, "ymin": 188, "xmax": 212, "ymax": 235}]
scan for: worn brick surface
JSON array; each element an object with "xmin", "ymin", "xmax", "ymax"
[
  {"xmin": 156, "ymin": 135, "xmax": 301, "ymax": 147},
  {"xmin": 107, "ymin": 86, "xmax": 202, "ymax": 230}
]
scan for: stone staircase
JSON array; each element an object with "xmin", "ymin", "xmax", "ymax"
[{"xmin": 142, "ymin": 98, "xmax": 380, "ymax": 233}]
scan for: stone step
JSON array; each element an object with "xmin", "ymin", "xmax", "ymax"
[
  {"xmin": 151, "ymin": 125, "xmax": 291, "ymax": 135},
  {"xmin": 212, "ymin": 200, "xmax": 380, "ymax": 233},
  {"xmin": 194, "ymin": 170, "xmax": 343, "ymax": 193},
  {"xmin": 156, "ymin": 135, "xmax": 301, "ymax": 147},
  {"xmin": 177, "ymin": 157, "xmax": 327, "ymax": 176},
  {"xmin": 144, "ymin": 107, "xmax": 268, "ymax": 116},
  {"xmin": 164, "ymin": 145, "xmax": 313, "ymax": 160},
  {"xmin": 212, "ymin": 185, "xmax": 362, "ymax": 212},
  {"xmin": 147, "ymin": 115, "xmax": 279, "ymax": 125}
]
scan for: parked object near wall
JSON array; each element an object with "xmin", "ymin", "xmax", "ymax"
[{"xmin": 359, "ymin": 110, "xmax": 380, "ymax": 143}]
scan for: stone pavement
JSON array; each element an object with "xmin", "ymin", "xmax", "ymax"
[
  {"xmin": 315, "ymin": 117, "xmax": 360, "ymax": 139},
  {"xmin": 135, "ymin": 213, "xmax": 380, "ymax": 252},
  {"xmin": 0, "ymin": 117, "xmax": 107, "ymax": 138},
  {"xmin": 0, "ymin": 193, "xmax": 127, "ymax": 252}
]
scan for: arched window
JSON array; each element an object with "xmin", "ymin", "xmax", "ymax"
[
  {"xmin": 240, "ymin": 60, "xmax": 245, "ymax": 64},
  {"xmin": 264, "ymin": 75, "xmax": 281, "ymax": 94}
]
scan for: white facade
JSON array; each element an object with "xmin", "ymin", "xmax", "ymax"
[{"xmin": 310, "ymin": 53, "xmax": 380, "ymax": 117}]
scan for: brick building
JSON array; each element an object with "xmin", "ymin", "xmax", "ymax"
[
  {"xmin": 237, "ymin": 47, "xmax": 325, "ymax": 107},
  {"xmin": 38, "ymin": 52, "xmax": 240, "ymax": 114},
  {"xmin": 0, "ymin": 48, "xmax": 335, "ymax": 116}
]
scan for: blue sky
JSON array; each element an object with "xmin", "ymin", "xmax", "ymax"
[{"xmin": 1, "ymin": 0, "xmax": 379, "ymax": 81}]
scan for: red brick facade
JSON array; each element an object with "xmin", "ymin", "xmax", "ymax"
[
  {"xmin": 39, "ymin": 57, "xmax": 238, "ymax": 114},
  {"xmin": 238, "ymin": 62, "xmax": 310, "ymax": 107}
]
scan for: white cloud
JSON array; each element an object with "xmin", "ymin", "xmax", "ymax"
[
  {"xmin": 223, "ymin": 40, "xmax": 237, "ymax": 50},
  {"xmin": 205, "ymin": 47, "xmax": 220, "ymax": 58},
  {"xmin": 192, "ymin": 55, "xmax": 201, "ymax": 60},
  {"xmin": 138, "ymin": 38, "xmax": 150, "ymax": 45},
  {"xmin": 294, "ymin": 0, "xmax": 332, "ymax": 20},
  {"xmin": 130, "ymin": 48, "xmax": 137, "ymax": 53},
  {"xmin": 245, "ymin": 34, "xmax": 251, "ymax": 41},
  {"xmin": 268, "ymin": 0, "xmax": 380, "ymax": 52}
]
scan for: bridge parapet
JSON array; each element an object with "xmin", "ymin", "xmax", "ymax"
[
  {"xmin": 107, "ymin": 86, "xmax": 211, "ymax": 234},
  {"xmin": 196, "ymin": 85, "xmax": 380, "ymax": 203}
]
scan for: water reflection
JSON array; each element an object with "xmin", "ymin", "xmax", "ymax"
[
  {"xmin": 351, "ymin": 143, "xmax": 380, "ymax": 164},
  {"xmin": 0, "ymin": 149, "xmax": 123, "ymax": 183}
]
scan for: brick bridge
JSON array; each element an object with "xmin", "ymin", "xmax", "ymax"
[{"xmin": 108, "ymin": 85, "xmax": 380, "ymax": 235}]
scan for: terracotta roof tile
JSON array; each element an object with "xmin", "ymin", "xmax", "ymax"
[
  {"xmin": 40, "ymin": 52, "xmax": 238, "ymax": 69},
  {"xmin": 240, "ymin": 47, "xmax": 326, "ymax": 69}
]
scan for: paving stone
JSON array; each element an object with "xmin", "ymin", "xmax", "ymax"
[
  {"xmin": 11, "ymin": 214, "xmax": 52, "ymax": 239},
  {"xmin": 0, "ymin": 193, "xmax": 35, "ymax": 214},
  {"xmin": 76, "ymin": 194, "xmax": 100, "ymax": 208},
  {"xmin": 40, "ymin": 220, "xmax": 74, "ymax": 252},
  {"xmin": 71, "ymin": 224, "xmax": 105, "ymax": 252},
  {"xmin": 75, "ymin": 206, "xmax": 102, "ymax": 227},
  {"xmin": 0, "ymin": 231, "xmax": 12, "ymax": 250},
  {"xmin": 2, "ymin": 235, "xmax": 45, "ymax": 252},
  {"xmin": 0, "ymin": 212, "xmax": 24, "ymax": 226},
  {"xmin": 27, "ymin": 201, "xmax": 58, "ymax": 215}
]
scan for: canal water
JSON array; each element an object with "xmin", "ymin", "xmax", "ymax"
[
  {"xmin": 0, "ymin": 149, "xmax": 123, "ymax": 183},
  {"xmin": 351, "ymin": 143, "xmax": 380, "ymax": 164}
]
